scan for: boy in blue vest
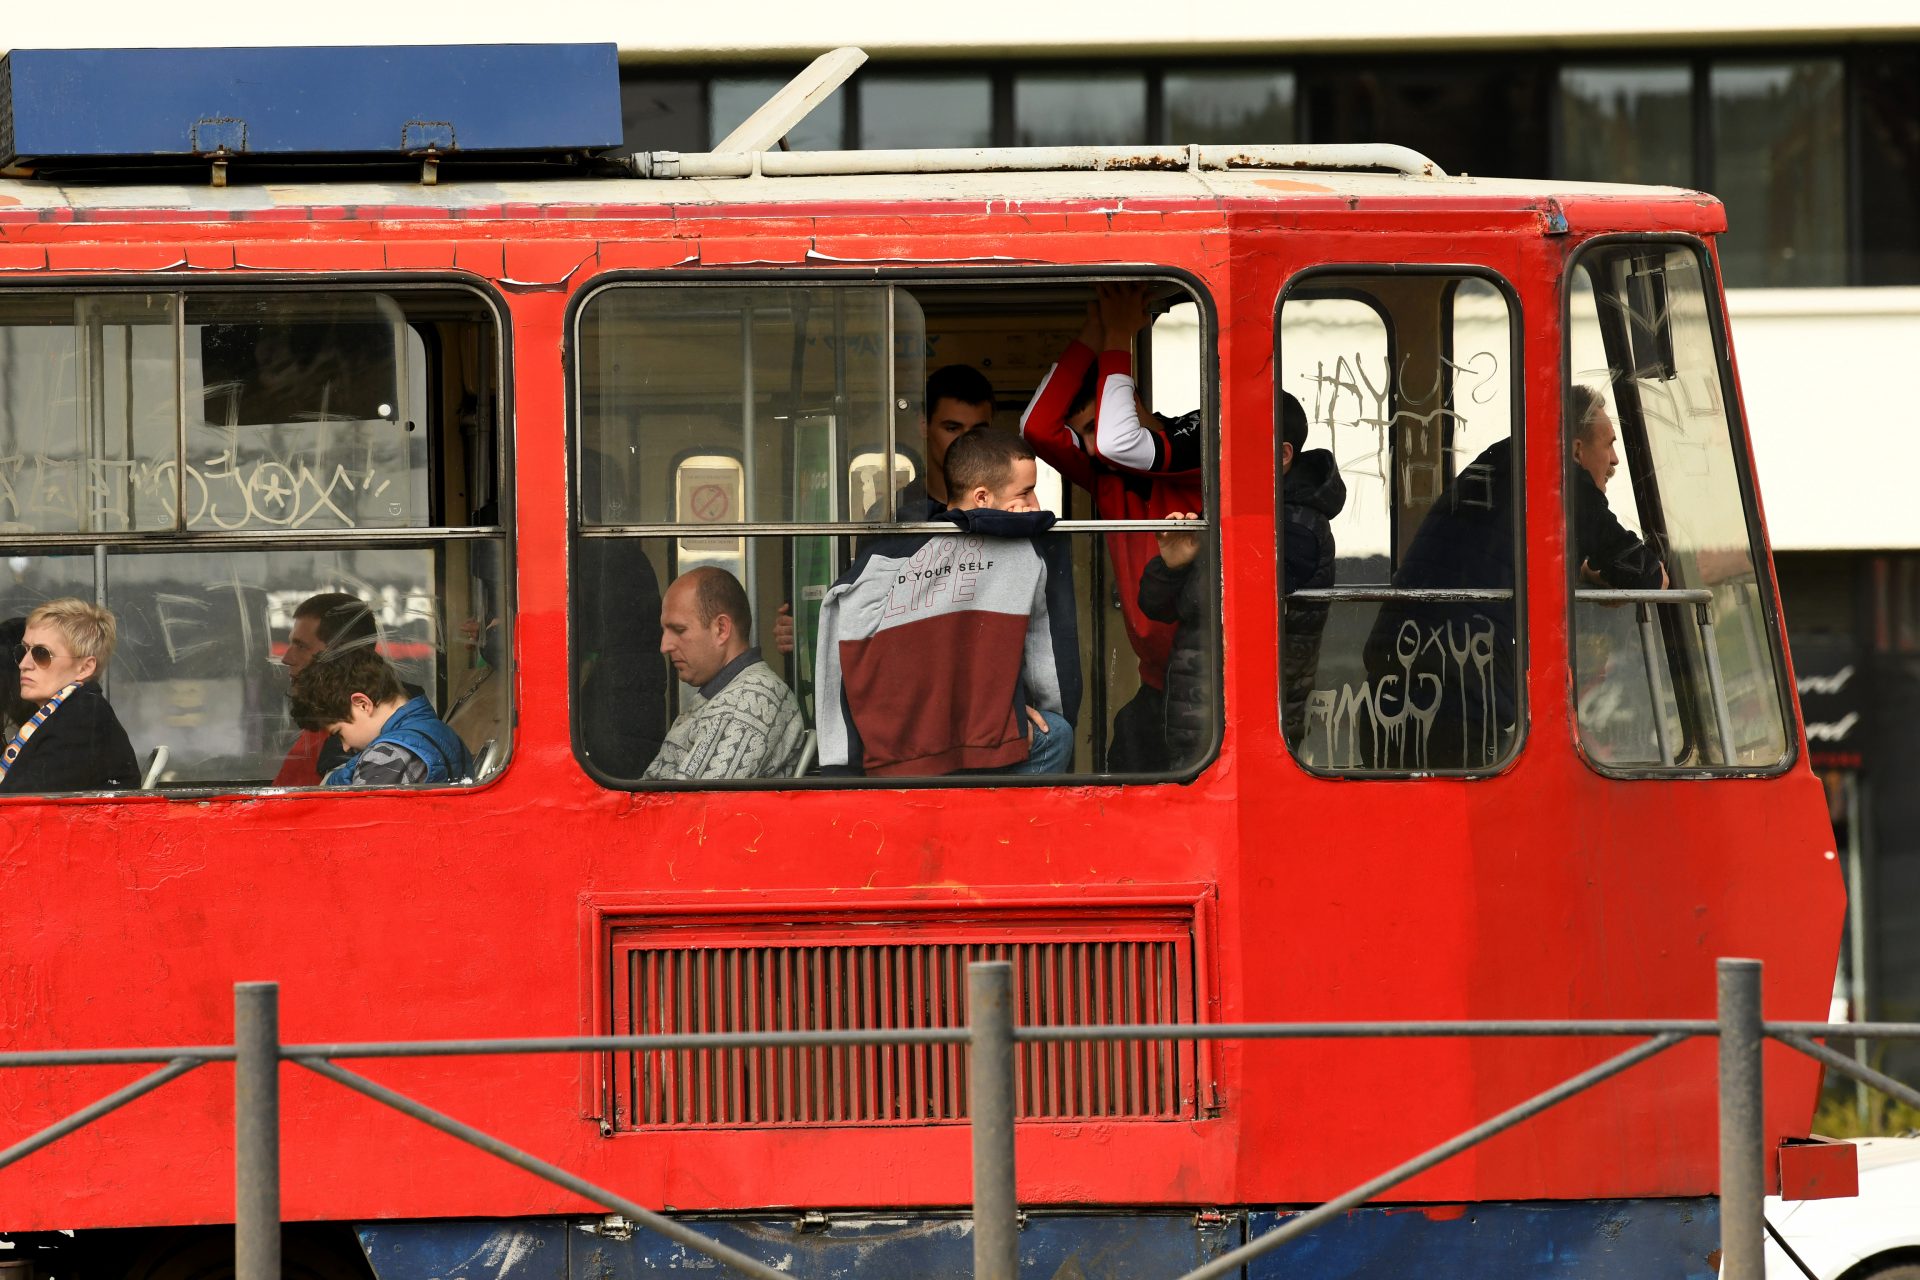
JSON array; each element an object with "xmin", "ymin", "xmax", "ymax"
[{"xmin": 290, "ymin": 645, "xmax": 471, "ymax": 786}]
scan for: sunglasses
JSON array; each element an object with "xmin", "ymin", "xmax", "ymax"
[{"xmin": 11, "ymin": 643, "xmax": 60, "ymax": 666}]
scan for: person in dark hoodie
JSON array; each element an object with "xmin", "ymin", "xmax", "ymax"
[
  {"xmin": 1277, "ymin": 391, "xmax": 1348, "ymax": 742},
  {"xmin": 1, "ymin": 598, "xmax": 139, "ymax": 793},
  {"xmin": 1138, "ymin": 392, "xmax": 1344, "ymax": 766}
]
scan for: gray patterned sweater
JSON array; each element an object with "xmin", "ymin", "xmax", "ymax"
[{"xmin": 644, "ymin": 656, "xmax": 805, "ymax": 781}]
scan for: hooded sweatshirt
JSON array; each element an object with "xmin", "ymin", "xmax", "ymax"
[{"xmin": 816, "ymin": 508, "xmax": 1080, "ymax": 777}]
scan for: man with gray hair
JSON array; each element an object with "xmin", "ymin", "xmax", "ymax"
[{"xmin": 645, "ymin": 567, "xmax": 805, "ymax": 781}]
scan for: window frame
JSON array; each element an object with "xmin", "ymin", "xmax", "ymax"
[
  {"xmin": 0, "ymin": 273, "xmax": 516, "ymax": 799},
  {"xmin": 565, "ymin": 265, "xmax": 1224, "ymax": 791},
  {"xmin": 1274, "ymin": 262, "xmax": 1529, "ymax": 779},
  {"xmin": 1562, "ymin": 232, "xmax": 1798, "ymax": 780}
]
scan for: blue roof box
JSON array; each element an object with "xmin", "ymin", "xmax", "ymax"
[{"xmin": 0, "ymin": 44, "xmax": 622, "ymax": 168}]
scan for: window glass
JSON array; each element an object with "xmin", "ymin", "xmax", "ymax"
[
  {"xmin": 1567, "ymin": 243, "xmax": 1790, "ymax": 770},
  {"xmin": 1279, "ymin": 273, "xmax": 1520, "ymax": 773},
  {"xmin": 1855, "ymin": 48, "xmax": 1920, "ymax": 285},
  {"xmin": 1711, "ymin": 59, "xmax": 1846, "ymax": 287},
  {"xmin": 1013, "ymin": 73, "xmax": 1148, "ymax": 146},
  {"xmin": 0, "ymin": 289, "xmax": 508, "ymax": 797},
  {"xmin": 573, "ymin": 280, "xmax": 1212, "ymax": 787},
  {"xmin": 0, "ymin": 294, "xmax": 177, "ymax": 534},
  {"xmin": 185, "ymin": 293, "xmax": 423, "ymax": 532},
  {"xmin": 710, "ymin": 75, "xmax": 845, "ymax": 150},
  {"xmin": 621, "ymin": 75, "xmax": 706, "ymax": 154},
  {"xmin": 860, "ymin": 74, "xmax": 993, "ymax": 149},
  {"xmin": 1557, "ymin": 64, "xmax": 1693, "ymax": 187},
  {"xmin": 1164, "ymin": 69, "xmax": 1296, "ymax": 144},
  {"xmin": 1299, "ymin": 59, "xmax": 1550, "ymax": 183}
]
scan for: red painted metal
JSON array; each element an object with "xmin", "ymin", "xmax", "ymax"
[
  {"xmin": 1778, "ymin": 1137, "xmax": 1860, "ymax": 1201},
  {"xmin": 0, "ymin": 173, "xmax": 1842, "ymax": 1231}
]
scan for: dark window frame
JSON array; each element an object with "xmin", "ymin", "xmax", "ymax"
[
  {"xmin": 0, "ymin": 274, "xmax": 516, "ymax": 798},
  {"xmin": 1274, "ymin": 262, "xmax": 1529, "ymax": 780},
  {"xmin": 1562, "ymin": 232, "xmax": 1798, "ymax": 780},
  {"xmin": 564, "ymin": 265, "xmax": 1224, "ymax": 792}
]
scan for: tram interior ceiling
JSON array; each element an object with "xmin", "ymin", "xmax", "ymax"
[{"xmin": 0, "ymin": 287, "xmax": 510, "ymax": 790}]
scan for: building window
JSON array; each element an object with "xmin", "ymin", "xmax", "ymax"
[
  {"xmin": 1566, "ymin": 242, "xmax": 1791, "ymax": 772},
  {"xmin": 1710, "ymin": 59, "xmax": 1847, "ymax": 288},
  {"xmin": 1163, "ymin": 69, "xmax": 1296, "ymax": 144},
  {"xmin": 1277, "ymin": 270, "xmax": 1523, "ymax": 774},
  {"xmin": 710, "ymin": 75, "xmax": 847, "ymax": 149},
  {"xmin": 1013, "ymin": 72, "xmax": 1149, "ymax": 147},
  {"xmin": 1557, "ymin": 63, "xmax": 1693, "ymax": 187},
  {"xmin": 860, "ymin": 74, "xmax": 994, "ymax": 149},
  {"xmin": 0, "ymin": 287, "xmax": 509, "ymax": 794}
]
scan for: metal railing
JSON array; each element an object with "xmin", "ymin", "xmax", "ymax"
[{"xmin": 4, "ymin": 957, "xmax": 1917, "ymax": 1280}]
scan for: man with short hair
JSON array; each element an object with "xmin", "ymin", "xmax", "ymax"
[
  {"xmin": 1569, "ymin": 384, "xmax": 1667, "ymax": 591},
  {"xmin": 646, "ymin": 567, "xmax": 806, "ymax": 781},
  {"xmin": 884, "ymin": 363, "xmax": 998, "ymax": 519},
  {"xmin": 816, "ymin": 429, "xmax": 1080, "ymax": 778}
]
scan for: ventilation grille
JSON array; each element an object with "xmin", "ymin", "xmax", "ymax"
[{"xmin": 608, "ymin": 916, "xmax": 1197, "ymax": 1129}]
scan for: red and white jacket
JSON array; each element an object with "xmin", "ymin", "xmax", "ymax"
[{"xmin": 1020, "ymin": 340, "xmax": 1203, "ymax": 689}]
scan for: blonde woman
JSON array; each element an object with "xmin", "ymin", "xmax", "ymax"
[{"xmin": 0, "ymin": 598, "xmax": 139, "ymax": 793}]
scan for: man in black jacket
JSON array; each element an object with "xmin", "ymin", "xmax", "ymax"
[
  {"xmin": 1, "ymin": 598, "xmax": 138, "ymax": 793},
  {"xmin": 1569, "ymin": 384, "xmax": 1668, "ymax": 592}
]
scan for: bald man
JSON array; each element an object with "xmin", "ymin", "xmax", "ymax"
[{"xmin": 645, "ymin": 567, "xmax": 805, "ymax": 781}]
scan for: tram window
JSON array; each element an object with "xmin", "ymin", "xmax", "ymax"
[
  {"xmin": 0, "ymin": 288, "xmax": 509, "ymax": 794},
  {"xmin": 1566, "ymin": 244, "xmax": 1791, "ymax": 772},
  {"xmin": 571, "ymin": 278, "xmax": 1215, "ymax": 787},
  {"xmin": 1277, "ymin": 271, "xmax": 1522, "ymax": 775}
]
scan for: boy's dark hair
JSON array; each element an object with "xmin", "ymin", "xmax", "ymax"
[
  {"xmin": 289, "ymin": 644, "xmax": 406, "ymax": 726},
  {"xmin": 944, "ymin": 428, "xmax": 1035, "ymax": 497},
  {"xmin": 295, "ymin": 591, "xmax": 380, "ymax": 653},
  {"xmin": 926, "ymin": 364, "xmax": 995, "ymax": 417},
  {"xmin": 1281, "ymin": 391, "xmax": 1309, "ymax": 456},
  {"xmin": 684, "ymin": 566, "xmax": 755, "ymax": 644}
]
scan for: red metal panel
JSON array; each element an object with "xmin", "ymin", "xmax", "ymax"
[{"xmin": 1778, "ymin": 1136, "xmax": 1859, "ymax": 1201}]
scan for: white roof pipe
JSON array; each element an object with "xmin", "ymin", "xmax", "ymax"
[{"xmin": 629, "ymin": 143, "xmax": 1448, "ymax": 181}]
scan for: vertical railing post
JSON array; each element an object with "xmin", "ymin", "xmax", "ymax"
[
  {"xmin": 235, "ymin": 981, "xmax": 281, "ymax": 1280},
  {"xmin": 968, "ymin": 962, "xmax": 1018, "ymax": 1280},
  {"xmin": 1718, "ymin": 958, "xmax": 1765, "ymax": 1280}
]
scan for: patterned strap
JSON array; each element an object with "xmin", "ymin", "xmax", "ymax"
[{"xmin": 0, "ymin": 681, "xmax": 84, "ymax": 783}]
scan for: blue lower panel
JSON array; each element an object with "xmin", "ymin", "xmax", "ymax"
[
  {"xmin": 357, "ymin": 1214, "xmax": 1232, "ymax": 1280},
  {"xmin": 1247, "ymin": 1199, "xmax": 1721, "ymax": 1280},
  {"xmin": 357, "ymin": 1198, "xmax": 1717, "ymax": 1279}
]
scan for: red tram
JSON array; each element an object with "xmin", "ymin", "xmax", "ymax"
[{"xmin": 0, "ymin": 46, "xmax": 1842, "ymax": 1280}]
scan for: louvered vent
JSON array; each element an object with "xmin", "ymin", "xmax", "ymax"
[{"xmin": 607, "ymin": 912, "xmax": 1198, "ymax": 1129}]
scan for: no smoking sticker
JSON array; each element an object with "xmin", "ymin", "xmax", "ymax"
[{"xmin": 690, "ymin": 483, "xmax": 731, "ymax": 521}]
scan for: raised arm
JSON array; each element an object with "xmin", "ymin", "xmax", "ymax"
[
  {"xmin": 1020, "ymin": 308, "xmax": 1101, "ymax": 492},
  {"xmin": 1089, "ymin": 283, "xmax": 1201, "ymax": 475}
]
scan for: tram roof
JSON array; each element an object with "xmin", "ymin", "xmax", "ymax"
[{"xmin": 0, "ymin": 166, "xmax": 1720, "ymax": 224}]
